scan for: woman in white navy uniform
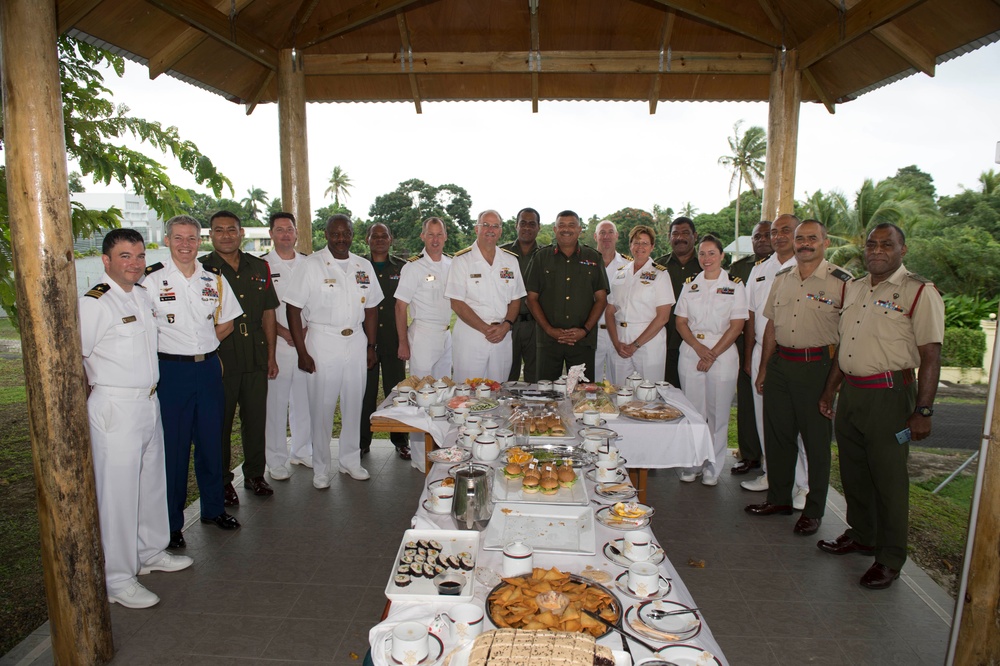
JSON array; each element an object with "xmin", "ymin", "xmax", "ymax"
[
  {"xmin": 675, "ymin": 235, "xmax": 748, "ymax": 485},
  {"xmin": 605, "ymin": 225, "xmax": 675, "ymax": 384}
]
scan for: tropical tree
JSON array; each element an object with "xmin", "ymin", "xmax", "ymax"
[
  {"xmin": 718, "ymin": 121, "xmax": 766, "ymax": 257},
  {"xmin": 679, "ymin": 202, "xmax": 698, "ymax": 218},
  {"xmin": 980, "ymin": 169, "xmax": 999, "ymax": 196},
  {"xmin": 368, "ymin": 178, "xmax": 473, "ymax": 254},
  {"xmin": 324, "ymin": 165, "xmax": 353, "ymax": 207},
  {"xmin": 241, "ymin": 186, "xmax": 269, "ymax": 223}
]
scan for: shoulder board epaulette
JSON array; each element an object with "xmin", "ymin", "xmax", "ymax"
[
  {"xmin": 775, "ymin": 266, "xmax": 793, "ymax": 276},
  {"xmin": 732, "ymin": 276, "xmax": 743, "ymax": 284},
  {"xmin": 831, "ymin": 267, "xmax": 852, "ymax": 282},
  {"xmin": 444, "ymin": 252, "xmax": 453, "ymax": 258},
  {"xmin": 454, "ymin": 246, "xmax": 473, "ymax": 257},
  {"xmin": 407, "ymin": 254, "xmax": 423, "ymax": 262},
  {"xmin": 298, "ymin": 251, "xmax": 307, "ymax": 256},
  {"xmin": 684, "ymin": 276, "xmax": 695, "ymax": 283},
  {"xmin": 755, "ymin": 256, "xmax": 767, "ymax": 266},
  {"xmin": 622, "ymin": 253, "xmax": 633, "ymax": 262},
  {"xmin": 203, "ymin": 264, "xmax": 221, "ymax": 275},
  {"xmin": 84, "ymin": 283, "xmax": 110, "ymax": 299},
  {"xmin": 134, "ymin": 282, "xmax": 146, "ymax": 290},
  {"xmin": 653, "ymin": 263, "xmax": 667, "ymax": 271},
  {"xmin": 144, "ymin": 262, "xmax": 163, "ymax": 275},
  {"xmin": 906, "ymin": 272, "xmax": 933, "ymax": 285},
  {"xmin": 500, "ymin": 247, "xmax": 518, "ymax": 257}
]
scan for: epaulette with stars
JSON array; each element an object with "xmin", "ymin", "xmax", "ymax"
[
  {"xmin": 731, "ymin": 276, "xmax": 743, "ymax": 284},
  {"xmin": 684, "ymin": 276, "xmax": 695, "ymax": 283},
  {"xmin": 84, "ymin": 283, "xmax": 110, "ymax": 299},
  {"xmin": 407, "ymin": 253, "xmax": 423, "ymax": 262}
]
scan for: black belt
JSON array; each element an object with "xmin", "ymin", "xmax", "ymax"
[
  {"xmin": 158, "ymin": 350, "xmax": 217, "ymax": 363},
  {"xmin": 516, "ymin": 313, "xmax": 533, "ymax": 323}
]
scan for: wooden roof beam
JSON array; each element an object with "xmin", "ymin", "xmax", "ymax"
[
  {"xmin": 643, "ymin": 0, "xmax": 781, "ymax": 47},
  {"xmin": 147, "ymin": 0, "xmax": 255, "ymax": 79},
  {"xmin": 296, "ymin": 0, "xmax": 432, "ymax": 49},
  {"xmin": 244, "ymin": 0, "xmax": 321, "ymax": 114},
  {"xmin": 802, "ymin": 67, "xmax": 836, "ymax": 113},
  {"xmin": 396, "ymin": 11, "xmax": 422, "ymax": 114},
  {"xmin": 57, "ymin": 0, "xmax": 104, "ymax": 34},
  {"xmin": 821, "ymin": 0, "xmax": 935, "ymax": 76},
  {"xmin": 648, "ymin": 10, "xmax": 676, "ymax": 115},
  {"xmin": 144, "ymin": 0, "xmax": 278, "ymax": 70},
  {"xmin": 303, "ymin": 50, "xmax": 774, "ymax": 75},
  {"xmin": 529, "ymin": 0, "xmax": 539, "ymax": 113},
  {"xmin": 796, "ymin": 0, "xmax": 928, "ymax": 70}
]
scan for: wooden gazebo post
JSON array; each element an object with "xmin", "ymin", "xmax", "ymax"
[
  {"xmin": 278, "ymin": 47, "xmax": 313, "ymax": 254},
  {"xmin": 761, "ymin": 48, "xmax": 801, "ymax": 221},
  {"xmin": 0, "ymin": 0, "xmax": 114, "ymax": 663}
]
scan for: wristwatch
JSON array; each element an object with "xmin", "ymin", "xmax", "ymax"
[
  {"xmin": 503, "ymin": 319, "xmax": 515, "ymax": 328},
  {"xmin": 914, "ymin": 405, "xmax": 934, "ymax": 417}
]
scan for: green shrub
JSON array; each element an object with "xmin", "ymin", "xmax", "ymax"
[
  {"xmin": 942, "ymin": 293, "xmax": 999, "ymax": 329},
  {"xmin": 942, "ymin": 327, "xmax": 986, "ymax": 367}
]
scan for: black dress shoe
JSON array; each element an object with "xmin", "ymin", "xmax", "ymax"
[
  {"xmin": 860, "ymin": 562, "xmax": 900, "ymax": 589},
  {"xmin": 745, "ymin": 502, "xmax": 794, "ymax": 516},
  {"xmin": 731, "ymin": 459, "xmax": 761, "ymax": 475},
  {"xmin": 396, "ymin": 446, "xmax": 411, "ymax": 461},
  {"xmin": 223, "ymin": 482, "xmax": 239, "ymax": 507},
  {"xmin": 818, "ymin": 532, "xmax": 875, "ymax": 555},
  {"xmin": 201, "ymin": 512, "xmax": 241, "ymax": 530},
  {"xmin": 244, "ymin": 476, "xmax": 274, "ymax": 496},
  {"xmin": 360, "ymin": 445, "xmax": 370, "ymax": 457},
  {"xmin": 168, "ymin": 531, "xmax": 186, "ymax": 549},
  {"xmin": 794, "ymin": 515, "xmax": 822, "ymax": 535}
]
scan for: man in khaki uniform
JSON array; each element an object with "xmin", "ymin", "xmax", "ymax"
[
  {"xmin": 817, "ymin": 223, "xmax": 943, "ymax": 589},
  {"xmin": 746, "ymin": 220, "xmax": 850, "ymax": 536}
]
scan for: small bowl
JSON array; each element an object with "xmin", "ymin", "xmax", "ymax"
[{"xmin": 433, "ymin": 571, "xmax": 467, "ymax": 596}]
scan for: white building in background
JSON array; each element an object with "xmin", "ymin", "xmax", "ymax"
[
  {"xmin": 70, "ymin": 192, "xmax": 163, "ymax": 251},
  {"xmin": 200, "ymin": 226, "xmax": 273, "ymax": 254}
]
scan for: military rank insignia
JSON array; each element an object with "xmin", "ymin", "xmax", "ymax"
[
  {"xmin": 875, "ymin": 299, "xmax": 904, "ymax": 313},
  {"xmin": 807, "ymin": 293, "xmax": 835, "ymax": 305},
  {"xmin": 717, "ymin": 287, "xmax": 735, "ymax": 295},
  {"xmin": 166, "ymin": 314, "xmax": 175, "ymax": 323}
]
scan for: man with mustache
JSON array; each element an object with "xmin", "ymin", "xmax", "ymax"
[
  {"xmin": 654, "ymin": 217, "xmax": 701, "ymax": 386},
  {"xmin": 746, "ymin": 220, "xmax": 850, "ymax": 536}
]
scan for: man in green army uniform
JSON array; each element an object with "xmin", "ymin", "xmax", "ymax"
[
  {"xmin": 525, "ymin": 210, "xmax": 609, "ymax": 381},
  {"xmin": 728, "ymin": 221, "xmax": 771, "ymax": 475},
  {"xmin": 818, "ymin": 223, "xmax": 943, "ymax": 589},
  {"xmin": 653, "ymin": 217, "xmax": 701, "ymax": 387},
  {"xmin": 746, "ymin": 220, "xmax": 850, "ymax": 536},
  {"xmin": 359, "ymin": 223, "xmax": 412, "ymax": 460},
  {"xmin": 501, "ymin": 208, "xmax": 541, "ymax": 382},
  {"xmin": 200, "ymin": 211, "xmax": 279, "ymax": 504}
]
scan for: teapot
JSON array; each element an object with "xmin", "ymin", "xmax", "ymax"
[
  {"xmin": 625, "ymin": 371, "xmax": 644, "ymax": 390},
  {"xmin": 452, "ymin": 462, "xmax": 494, "ymax": 531},
  {"xmin": 433, "ymin": 380, "xmax": 453, "ymax": 403},
  {"xmin": 635, "ymin": 381, "xmax": 658, "ymax": 402},
  {"xmin": 473, "ymin": 433, "xmax": 500, "ymax": 462},
  {"xmin": 455, "ymin": 383, "xmax": 472, "ymax": 397},
  {"xmin": 412, "ymin": 385, "xmax": 438, "ymax": 409}
]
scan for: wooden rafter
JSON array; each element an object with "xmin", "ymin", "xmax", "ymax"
[
  {"xmin": 821, "ymin": 0, "xmax": 934, "ymax": 75},
  {"xmin": 296, "ymin": 0, "xmax": 431, "ymax": 49},
  {"xmin": 147, "ymin": 0, "xmax": 255, "ymax": 79},
  {"xmin": 396, "ymin": 11, "xmax": 422, "ymax": 114},
  {"xmin": 802, "ymin": 67, "xmax": 836, "ymax": 113},
  {"xmin": 304, "ymin": 50, "xmax": 774, "ymax": 75},
  {"xmin": 647, "ymin": 10, "xmax": 675, "ymax": 115},
  {"xmin": 529, "ymin": 0, "xmax": 540, "ymax": 113},
  {"xmin": 643, "ymin": 0, "xmax": 781, "ymax": 47},
  {"xmin": 56, "ymin": 0, "xmax": 104, "ymax": 34},
  {"xmin": 796, "ymin": 0, "xmax": 928, "ymax": 70},
  {"xmin": 756, "ymin": 0, "xmax": 837, "ymax": 113},
  {"xmin": 244, "ymin": 0, "xmax": 321, "ymax": 114},
  {"xmin": 144, "ymin": 0, "xmax": 278, "ymax": 70}
]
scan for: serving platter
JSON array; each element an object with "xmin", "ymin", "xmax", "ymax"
[
  {"xmin": 384, "ymin": 528, "xmax": 479, "ymax": 602},
  {"xmin": 482, "ymin": 503, "xmax": 596, "ymax": 555},
  {"xmin": 493, "ymin": 466, "xmax": 589, "ymax": 506},
  {"xmin": 485, "ymin": 573, "xmax": 622, "ymax": 638},
  {"xmin": 504, "ymin": 444, "xmax": 594, "ymax": 467}
]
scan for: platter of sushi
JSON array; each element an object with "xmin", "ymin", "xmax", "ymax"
[{"xmin": 384, "ymin": 529, "xmax": 480, "ymax": 602}]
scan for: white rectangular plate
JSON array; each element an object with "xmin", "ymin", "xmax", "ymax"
[
  {"xmin": 482, "ymin": 503, "xmax": 597, "ymax": 555},
  {"xmin": 384, "ymin": 528, "xmax": 480, "ymax": 602},
  {"xmin": 492, "ymin": 467, "xmax": 589, "ymax": 506}
]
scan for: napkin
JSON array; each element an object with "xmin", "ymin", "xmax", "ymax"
[{"xmin": 380, "ymin": 404, "xmax": 422, "ymax": 417}]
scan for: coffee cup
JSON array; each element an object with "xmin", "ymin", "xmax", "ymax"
[
  {"xmin": 441, "ymin": 602, "xmax": 485, "ymax": 641},
  {"xmin": 583, "ymin": 436, "xmax": 603, "ymax": 454},
  {"xmin": 452, "ymin": 406, "xmax": 470, "ymax": 424},
  {"xmin": 429, "ymin": 403, "xmax": 447, "ymax": 417},
  {"xmin": 553, "ymin": 379, "xmax": 567, "ymax": 395},
  {"xmin": 429, "ymin": 486, "xmax": 453, "ymax": 513},
  {"xmin": 392, "ymin": 396, "xmax": 409, "ymax": 408},
  {"xmin": 391, "ymin": 621, "xmax": 430, "ymax": 664},
  {"xmin": 397, "ymin": 385, "xmax": 415, "ymax": 399},
  {"xmin": 596, "ymin": 461, "xmax": 619, "ymax": 482},
  {"xmin": 598, "ymin": 445, "xmax": 620, "ymax": 465},
  {"xmin": 583, "ymin": 410, "xmax": 601, "ymax": 426},
  {"xmin": 616, "ymin": 388, "xmax": 634, "ymax": 407},
  {"xmin": 627, "ymin": 561, "xmax": 662, "ymax": 597},
  {"xmin": 624, "ymin": 529, "xmax": 653, "ymax": 562}
]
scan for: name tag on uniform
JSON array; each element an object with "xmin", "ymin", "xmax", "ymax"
[
  {"xmin": 324, "ymin": 278, "xmax": 337, "ymax": 284},
  {"xmin": 756, "ymin": 276, "xmax": 766, "ymax": 282},
  {"xmin": 470, "ymin": 273, "xmax": 482, "ymax": 278},
  {"xmin": 426, "ymin": 274, "xmax": 435, "ymax": 282},
  {"xmin": 271, "ymin": 273, "xmax": 281, "ymax": 279},
  {"xmin": 160, "ymin": 295, "xmax": 176, "ymax": 302},
  {"xmin": 121, "ymin": 315, "xmax": 137, "ymax": 323}
]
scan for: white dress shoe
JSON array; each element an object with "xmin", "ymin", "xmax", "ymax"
[
  {"xmin": 339, "ymin": 465, "xmax": 371, "ymax": 481},
  {"xmin": 313, "ymin": 474, "xmax": 331, "ymax": 489},
  {"xmin": 793, "ymin": 486, "xmax": 808, "ymax": 511},
  {"xmin": 109, "ymin": 581, "xmax": 160, "ymax": 609},
  {"xmin": 290, "ymin": 457, "xmax": 313, "ymax": 468},
  {"xmin": 269, "ymin": 465, "xmax": 291, "ymax": 481},
  {"xmin": 740, "ymin": 473, "xmax": 769, "ymax": 492},
  {"xmin": 140, "ymin": 552, "xmax": 194, "ymax": 575},
  {"xmin": 679, "ymin": 471, "xmax": 699, "ymax": 483},
  {"xmin": 701, "ymin": 473, "xmax": 718, "ymax": 487}
]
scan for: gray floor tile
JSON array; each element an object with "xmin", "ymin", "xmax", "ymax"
[
  {"xmin": 714, "ymin": 544, "xmax": 782, "ymax": 571},
  {"xmin": 751, "ymin": 601, "xmax": 827, "ymax": 640},
  {"xmin": 672, "ymin": 568, "xmax": 740, "ymax": 602},
  {"xmin": 187, "ymin": 614, "xmax": 278, "ymax": 658},
  {"xmin": 287, "ymin": 584, "xmax": 365, "ymax": 621},
  {"xmin": 713, "ymin": 635, "xmax": 778, "ymax": 665},
  {"xmin": 259, "ymin": 618, "xmax": 351, "ymax": 661},
  {"xmin": 734, "ymin": 569, "xmax": 801, "ymax": 603},
  {"xmin": 811, "ymin": 601, "xmax": 893, "ymax": 641},
  {"xmin": 838, "ymin": 638, "xmax": 923, "ymax": 665},
  {"xmin": 766, "ymin": 637, "xmax": 852, "ymax": 665},
  {"xmin": 697, "ymin": 598, "xmax": 762, "ymax": 638}
]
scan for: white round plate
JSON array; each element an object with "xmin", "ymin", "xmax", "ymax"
[
  {"xmin": 594, "ymin": 506, "xmax": 650, "ymax": 530},
  {"xmin": 652, "ymin": 644, "xmax": 721, "ymax": 666},
  {"xmin": 636, "ymin": 600, "xmax": 702, "ymax": 636},
  {"xmin": 602, "ymin": 539, "xmax": 665, "ymax": 567},
  {"xmin": 585, "ymin": 468, "xmax": 628, "ymax": 484},
  {"xmin": 614, "ymin": 571, "xmax": 672, "ymax": 600},
  {"xmin": 575, "ymin": 416, "xmax": 608, "ymax": 426},
  {"xmin": 624, "ymin": 604, "xmax": 701, "ymax": 643},
  {"xmin": 595, "ymin": 483, "xmax": 638, "ymax": 500},
  {"xmin": 384, "ymin": 631, "xmax": 444, "ymax": 665},
  {"xmin": 427, "ymin": 447, "xmax": 472, "ymax": 464},
  {"xmin": 427, "ymin": 478, "xmax": 454, "ymax": 492},
  {"xmin": 421, "ymin": 499, "xmax": 451, "ymax": 515}
]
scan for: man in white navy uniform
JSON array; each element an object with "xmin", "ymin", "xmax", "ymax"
[
  {"xmin": 285, "ymin": 215, "xmax": 384, "ymax": 486},
  {"xmin": 81, "ymin": 228, "xmax": 193, "ymax": 609},
  {"xmin": 593, "ymin": 219, "xmax": 630, "ymax": 384},
  {"xmin": 261, "ymin": 212, "xmax": 312, "ymax": 480},
  {"xmin": 144, "ymin": 215, "xmax": 243, "ymax": 549}
]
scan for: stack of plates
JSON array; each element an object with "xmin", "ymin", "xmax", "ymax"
[{"xmin": 624, "ymin": 600, "xmax": 702, "ymax": 642}]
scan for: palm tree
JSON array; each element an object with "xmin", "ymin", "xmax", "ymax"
[
  {"xmin": 980, "ymin": 169, "xmax": 999, "ymax": 195},
  {"xmin": 241, "ymin": 186, "xmax": 269, "ymax": 221},
  {"xmin": 679, "ymin": 202, "xmax": 698, "ymax": 218},
  {"xmin": 718, "ymin": 121, "xmax": 766, "ymax": 258},
  {"xmin": 324, "ymin": 166, "xmax": 353, "ymax": 207}
]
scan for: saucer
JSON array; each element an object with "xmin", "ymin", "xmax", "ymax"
[
  {"xmin": 614, "ymin": 571, "xmax": 672, "ymax": 600},
  {"xmin": 636, "ymin": 600, "xmax": 702, "ymax": 637},
  {"xmin": 624, "ymin": 604, "xmax": 701, "ymax": 643},
  {"xmin": 421, "ymin": 499, "xmax": 452, "ymax": 515},
  {"xmin": 602, "ymin": 539, "xmax": 665, "ymax": 567},
  {"xmin": 585, "ymin": 468, "xmax": 627, "ymax": 484},
  {"xmin": 595, "ymin": 506, "xmax": 650, "ymax": 530},
  {"xmin": 384, "ymin": 632, "xmax": 444, "ymax": 666},
  {"xmin": 576, "ymin": 416, "xmax": 607, "ymax": 427},
  {"xmin": 653, "ymin": 644, "xmax": 722, "ymax": 666},
  {"xmin": 595, "ymin": 483, "xmax": 637, "ymax": 501}
]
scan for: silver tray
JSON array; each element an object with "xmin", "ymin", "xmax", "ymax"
[
  {"xmin": 503, "ymin": 444, "xmax": 594, "ymax": 468},
  {"xmin": 486, "ymin": 573, "xmax": 622, "ymax": 638}
]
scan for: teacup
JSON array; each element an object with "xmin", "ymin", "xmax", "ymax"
[
  {"xmin": 429, "ymin": 486, "xmax": 453, "ymax": 513},
  {"xmin": 462, "ymin": 426, "xmax": 482, "ymax": 447},
  {"xmin": 455, "ymin": 384, "xmax": 472, "ymax": 397},
  {"xmin": 476, "ymin": 385, "xmax": 491, "ymax": 398},
  {"xmin": 452, "ymin": 406, "xmax": 470, "ymax": 424},
  {"xmin": 397, "ymin": 385, "xmax": 415, "ymax": 399},
  {"xmin": 391, "ymin": 622, "xmax": 430, "ymax": 665},
  {"xmin": 624, "ymin": 529, "xmax": 653, "ymax": 562},
  {"xmin": 596, "ymin": 461, "xmax": 619, "ymax": 482},
  {"xmin": 553, "ymin": 379, "xmax": 567, "ymax": 395},
  {"xmin": 655, "ymin": 381, "xmax": 672, "ymax": 391},
  {"xmin": 598, "ymin": 445, "xmax": 620, "ymax": 465},
  {"xmin": 627, "ymin": 561, "xmax": 662, "ymax": 597},
  {"xmin": 495, "ymin": 428, "xmax": 514, "ymax": 447},
  {"xmin": 465, "ymin": 415, "xmax": 482, "ymax": 428},
  {"xmin": 429, "ymin": 403, "xmax": 447, "ymax": 418},
  {"xmin": 582, "ymin": 410, "xmax": 601, "ymax": 426},
  {"xmin": 616, "ymin": 388, "xmax": 634, "ymax": 407},
  {"xmin": 440, "ymin": 602, "xmax": 485, "ymax": 641},
  {"xmin": 583, "ymin": 436, "xmax": 603, "ymax": 454},
  {"xmin": 392, "ymin": 396, "xmax": 409, "ymax": 408}
]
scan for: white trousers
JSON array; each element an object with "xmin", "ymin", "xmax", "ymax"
[
  {"xmin": 265, "ymin": 341, "xmax": 312, "ymax": 469},
  {"xmin": 611, "ymin": 324, "xmax": 666, "ymax": 386},
  {"xmin": 594, "ymin": 327, "xmax": 616, "ymax": 384},
  {"xmin": 679, "ymin": 338, "xmax": 738, "ymax": 479},
  {"xmin": 88, "ymin": 386, "xmax": 169, "ymax": 594},
  {"xmin": 452, "ymin": 319, "xmax": 512, "ymax": 384},
  {"xmin": 752, "ymin": 343, "xmax": 809, "ymax": 489},
  {"xmin": 306, "ymin": 328, "xmax": 367, "ymax": 476},
  {"xmin": 408, "ymin": 320, "xmax": 453, "ymax": 379}
]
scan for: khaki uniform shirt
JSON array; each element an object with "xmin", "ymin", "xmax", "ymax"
[
  {"xmin": 365, "ymin": 254, "xmax": 408, "ymax": 349},
  {"xmin": 837, "ymin": 264, "xmax": 945, "ymax": 376},
  {"xmin": 525, "ymin": 243, "xmax": 610, "ymax": 348},
  {"xmin": 763, "ymin": 259, "xmax": 850, "ymax": 348},
  {"xmin": 653, "ymin": 252, "xmax": 701, "ymax": 350},
  {"xmin": 500, "ymin": 240, "xmax": 539, "ymax": 316}
]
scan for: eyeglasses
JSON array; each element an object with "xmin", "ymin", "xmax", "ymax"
[
  {"xmin": 478, "ymin": 223, "xmax": 502, "ymax": 230},
  {"xmin": 630, "ymin": 241, "xmax": 652, "ymax": 248}
]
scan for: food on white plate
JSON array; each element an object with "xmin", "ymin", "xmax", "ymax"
[{"xmin": 466, "ymin": 629, "xmax": 614, "ymax": 666}]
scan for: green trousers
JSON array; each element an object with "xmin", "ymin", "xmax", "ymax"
[
  {"xmin": 361, "ymin": 349, "xmax": 407, "ymax": 449},
  {"xmin": 222, "ymin": 368, "xmax": 268, "ymax": 481},
  {"xmin": 835, "ymin": 380, "xmax": 915, "ymax": 570},
  {"xmin": 509, "ymin": 319, "xmax": 537, "ymax": 382},
  {"xmin": 736, "ymin": 336, "xmax": 762, "ymax": 462},
  {"xmin": 535, "ymin": 341, "xmax": 596, "ymax": 383},
  {"xmin": 763, "ymin": 355, "xmax": 832, "ymax": 518}
]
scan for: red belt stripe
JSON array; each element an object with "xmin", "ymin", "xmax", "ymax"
[
  {"xmin": 844, "ymin": 369, "xmax": 915, "ymax": 389},
  {"xmin": 776, "ymin": 344, "xmax": 835, "ymax": 363}
]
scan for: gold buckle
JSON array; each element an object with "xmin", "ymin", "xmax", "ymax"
[
  {"xmin": 341, "ymin": 328, "xmax": 353, "ymax": 336},
  {"xmin": 696, "ymin": 333, "xmax": 705, "ymax": 340},
  {"xmin": 149, "ymin": 384, "xmax": 157, "ymax": 397},
  {"xmin": 240, "ymin": 322, "xmax": 248, "ymax": 336},
  {"xmin": 194, "ymin": 354, "xmax": 206, "ymax": 362},
  {"xmin": 619, "ymin": 322, "xmax": 627, "ymax": 328}
]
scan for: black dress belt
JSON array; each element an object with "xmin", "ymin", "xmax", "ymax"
[
  {"xmin": 157, "ymin": 350, "xmax": 218, "ymax": 363},
  {"xmin": 516, "ymin": 313, "xmax": 534, "ymax": 323}
]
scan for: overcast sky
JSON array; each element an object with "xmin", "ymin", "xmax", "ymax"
[{"xmin": 92, "ymin": 40, "xmax": 1000, "ymax": 224}]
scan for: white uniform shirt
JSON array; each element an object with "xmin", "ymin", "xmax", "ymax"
[
  {"xmin": 746, "ymin": 254, "xmax": 797, "ymax": 345},
  {"xmin": 142, "ymin": 257, "xmax": 242, "ymax": 355},
  {"xmin": 444, "ymin": 243, "xmax": 527, "ymax": 323},
  {"xmin": 675, "ymin": 270, "xmax": 749, "ymax": 335},
  {"xmin": 604, "ymin": 252, "xmax": 631, "ymax": 293},
  {"xmin": 608, "ymin": 260, "xmax": 676, "ymax": 323},
  {"xmin": 261, "ymin": 250, "xmax": 303, "ymax": 328},
  {"xmin": 283, "ymin": 247, "xmax": 384, "ymax": 327},
  {"xmin": 80, "ymin": 274, "xmax": 159, "ymax": 388},
  {"xmin": 395, "ymin": 250, "xmax": 453, "ymax": 326}
]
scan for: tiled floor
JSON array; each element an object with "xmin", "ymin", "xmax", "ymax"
[{"xmin": 2, "ymin": 443, "xmax": 956, "ymax": 665}]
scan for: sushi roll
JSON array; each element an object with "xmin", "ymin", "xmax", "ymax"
[
  {"xmin": 394, "ymin": 574, "xmax": 411, "ymax": 588},
  {"xmin": 400, "ymin": 554, "xmax": 414, "ymax": 564},
  {"xmin": 409, "ymin": 563, "xmax": 424, "ymax": 577},
  {"xmin": 417, "ymin": 547, "xmax": 427, "ymax": 556},
  {"xmin": 428, "ymin": 549, "xmax": 440, "ymax": 559},
  {"xmin": 423, "ymin": 563, "xmax": 435, "ymax": 578},
  {"xmin": 418, "ymin": 539, "xmax": 431, "ymax": 550},
  {"xmin": 405, "ymin": 541, "xmax": 417, "ymax": 549},
  {"xmin": 460, "ymin": 556, "xmax": 474, "ymax": 571},
  {"xmin": 447, "ymin": 555, "xmax": 462, "ymax": 570},
  {"xmin": 397, "ymin": 565, "xmax": 410, "ymax": 575},
  {"xmin": 429, "ymin": 540, "xmax": 443, "ymax": 551},
  {"xmin": 427, "ymin": 554, "xmax": 438, "ymax": 567},
  {"xmin": 414, "ymin": 554, "xmax": 426, "ymax": 563},
  {"xmin": 434, "ymin": 564, "xmax": 445, "ymax": 576},
  {"xmin": 458, "ymin": 551, "xmax": 472, "ymax": 560}
]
